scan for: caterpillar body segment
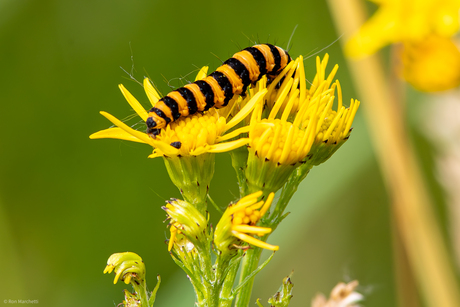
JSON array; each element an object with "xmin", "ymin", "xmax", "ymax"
[{"xmin": 146, "ymin": 44, "xmax": 291, "ymax": 136}]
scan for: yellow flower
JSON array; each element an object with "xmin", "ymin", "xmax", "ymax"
[
  {"xmin": 104, "ymin": 252, "xmax": 161, "ymax": 307},
  {"xmin": 91, "ymin": 67, "xmax": 267, "ymax": 207},
  {"xmin": 214, "ymin": 191, "xmax": 278, "ymax": 252},
  {"xmin": 90, "ymin": 66, "xmax": 266, "ymax": 158},
  {"xmin": 346, "ymin": 0, "xmax": 460, "ymax": 58},
  {"xmin": 345, "ymin": 0, "xmax": 460, "ymax": 91},
  {"xmin": 103, "ymin": 252, "xmax": 145, "ymax": 285},
  {"xmin": 401, "ymin": 35, "xmax": 460, "ymax": 92},
  {"xmin": 163, "ymin": 198, "xmax": 207, "ymax": 252},
  {"xmin": 245, "ymin": 55, "xmax": 360, "ymax": 193}
]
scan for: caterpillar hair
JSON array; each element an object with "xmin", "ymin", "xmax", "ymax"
[{"xmin": 146, "ymin": 44, "xmax": 291, "ymax": 136}]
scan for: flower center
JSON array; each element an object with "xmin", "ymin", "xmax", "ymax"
[
  {"xmin": 232, "ymin": 206, "xmax": 261, "ymax": 226},
  {"xmin": 157, "ymin": 109, "xmax": 226, "ymax": 152},
  {"xmin": 250, "ymin": 119, "xmax": 310, "ymax": 165}
]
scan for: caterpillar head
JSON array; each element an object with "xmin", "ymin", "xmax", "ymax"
[{"xmin": 146, "ymin": 115, "xmax": 164, "ymax": 137}]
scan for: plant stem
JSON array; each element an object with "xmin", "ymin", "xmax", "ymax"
[
  {"xmin": 218, "ymin": 252, "xmax": 242, "ymax": 307},
  {"xmin": 234, "ymin": 247, "xmax": 263, "ymax": 307},
  {"xmin": 327, "ymin": 1, "xmax": 460, "ymax": 306}
]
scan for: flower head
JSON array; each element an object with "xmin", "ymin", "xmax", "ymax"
[
  {"xmin": 346, "ymin": 0, "xmax": 460, "ymax": 58},
  {"xmin": 90, "ymin": 67, "xmax": 267, "ymax": 208},
  {"xmin": 214, "ymin": 191, "xmax": 278, "ymax": 252},
  {"xmin": 245, "ymin": 55, "xmax": 360, "ymax": 193},
  {"xmin": 163, "ymin": 198, "xmax": 207, "ymax": 252},
  {"xmin": 103, "ymin": 252, "xmax": 145, "ymax": 285},
  {"xmin": 90, "ymin": 66, "xmax": 266, "ymax": 158},
  {"xmin": 345, "ymin": 0, "xmax": 460, "ymax": 92}
]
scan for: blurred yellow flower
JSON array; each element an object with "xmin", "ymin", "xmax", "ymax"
[
  {"xmin": 346, "ymin": 0, "xmax": 460, "ymax": 92},
  {"xmin": 401, "ymin": 35, "xmax": 460, "ymax": 92},
  {"xmin": 346, "ymin": 0, "xmax": 460, "ymax": 58}
]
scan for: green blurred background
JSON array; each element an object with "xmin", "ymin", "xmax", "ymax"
[{"xmin": 1, "ymin": 0, "xmax": 447, "ymax": 306}]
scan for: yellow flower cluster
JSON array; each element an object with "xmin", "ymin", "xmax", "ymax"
[
  {"xmin": 245, "ymin": 55, "xmax": 360, "ymax": 193},
  {"xmin": 250, "ymin": 55, "xmax": 359, "ymax": 165},
  {"xmin": 215, "ymin": 191, "xmax": 278, "ymax": 251}
]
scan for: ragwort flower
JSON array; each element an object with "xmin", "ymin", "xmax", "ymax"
[
  {"xmin": 401, "ymin": 35, "xmax": 460, "ymax": 92},
  {"xmin": 345, "ymin": 0, "xmax": 460, "ymax": 92},
  {"xmin": 346, "ymin": 0, "xmax": 460, "ymax": 58},
  {"xmin": 103, "ymin": 252, "xmax": 160, "ymax": 307},
  {"xmin": 245, "ymin": 55, "xmax": 360, "ymax": 194},
  {"xmin": 104, "ymin": 252, "xmax": 146, "ymax": 285},
  {"xmin": 163, "ymin": 198, "xmax": 207, "ymax": 252},
  {"xmin": 214, "ymin": 191, "xmax": 278, "ymax": 253},
  {"xmin": 90, "ymin": 66, "xmax": 264, "ymax": 157},
  {"xmin": 91, "ymin": 67, "xmax": 266, "ymax": 208}
]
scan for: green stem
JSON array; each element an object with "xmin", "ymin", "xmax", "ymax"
[
  {"xmin": 234, "ymin": 247, "xmax": 264, "ymax": 307},
  {"xmin": 219, "ymin": 251, "xmax": 244, "ymax": 307},
  {"xmin": 269, "ymin": 165, "xmax": 311, "ymax": 226},
  {"xmin": 131, "ymin": 280, "xmax": 149, "ymax": 307},
  {"xmin": 235, "ymin": 165, "xmax": 313, "ymax": 307},
  {"xmin": 229, "ymin": 147, "xmax": 249, "ymax": 197}
]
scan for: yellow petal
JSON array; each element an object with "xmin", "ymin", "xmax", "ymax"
[
  {"xmin": 124, "ymin": 274, "xmax": 132, "ymax": 284},
  {"xmin": 143, "ymin": 78, "xmax": 161, "ymax": 107},
  {"xmin": 118, "ymin": 84, "xmax": 149, "ymax": 121},
  {"xmin": 195, "ymin": 66, "xmax": 209, "ymax": 81},
  {"xmin": 190, "ymin": 146, "xmax": 210, "ymax": 156},
  {"xmin": 151, "ymin": 140, "xmax": 180, "ymax": 156},
  {"xmin": 148, "ymin": 151, "xmax": 164, "ymax": 158},
  {"xmin": 99, "ymin": 111, "xmax": 153, "ymax": 145},
  {"xmin": 268, "ymin": 78, "xmax": 293, "ymax": 120},
  {"xmin": 232, "ymin": 224, "xmax": 272, "ymax": 234},
  {"xmin": 323, "ymin": 107, "xmax": 345, "ymax": 142},
  {"xmin": 231, "ymin": 231, "xmax": 279, "ymax": 251},
  {"xmin": 90, "ymin": 127, "xmax": 147, "ymax": 144},
  {"xmin": 207, "ymin": 138, "xmax": 249, "ymax": 153},
  {"xmin": 229, "ymin": 192, "xmax": 263, "ymax": 214},
  {"xmin": 224, "ymin": 89, "xmax": 267, "ymax": 132},
  {"xmin": 344, "ymin": 99, "xmax": 360, "ymax": 134},
  {"xmin": 259, "ymin": 192, "xmax": 275, "ymax": 217},
  {"xmin": 216, "ymin": 126, "xmax": 251, "ymax": 142}
]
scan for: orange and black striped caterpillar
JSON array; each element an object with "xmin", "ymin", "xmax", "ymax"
[{"xmin": 146, "ymin": 44, "xmax": 291, "ymax": 136}]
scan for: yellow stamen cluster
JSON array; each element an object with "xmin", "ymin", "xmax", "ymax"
[
  {"xmin": 250, "ymin": 119, "xmax": 314, "ymax": 165},
  {"xmin": 215, "ymin": 191, "xmax": 278, "ymax": 251},
  {"xmin": 149, "ymin": 109, "xmax": 226, "ymax": 157}
]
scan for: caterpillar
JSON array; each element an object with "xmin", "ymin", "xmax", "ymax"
[{"xmin": 146, "ymin": 44, "xmax": 292, "ymax": 136}]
